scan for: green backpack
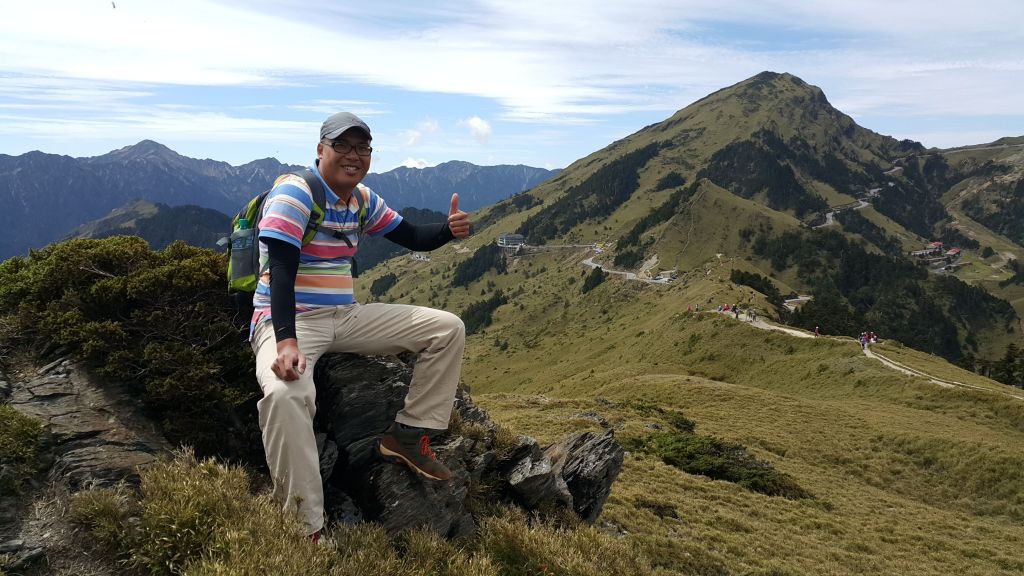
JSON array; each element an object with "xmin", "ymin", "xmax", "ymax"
[{"xmin": 225, "ymin": 169, "xmax": 368, "ymax": 320}]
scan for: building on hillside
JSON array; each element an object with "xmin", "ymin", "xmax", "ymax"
[
  {"xmin": 911, "ymin": 241, "xmax": 947, "ymax": 259},
  {"xmin": 497, "ymin": 233, "xmax": 525, "ymax": 255},
  {"xmin": 944, "ymin": 248, "xmax": 962, "ymax": 258}
]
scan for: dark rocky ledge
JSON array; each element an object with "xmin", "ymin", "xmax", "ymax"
[{"xmin": 1, "ymin": 351, "xmax": 624, "ymax": 570}]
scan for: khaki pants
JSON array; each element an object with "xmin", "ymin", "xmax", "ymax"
[{"xmin": 251, "ymin": 303, "xmax": 465, "ymax": 535}]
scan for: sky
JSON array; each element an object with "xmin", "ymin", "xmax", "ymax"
[{"xmin": 1, "ymin": 0, "xmax": 1022, "ymax": 172}]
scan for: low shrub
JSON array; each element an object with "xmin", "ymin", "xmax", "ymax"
[
  {"xmin": 624, "ymin": 431, "xmax": 809, "ymax": 499},
  {"xmin": 0, "ymin": 404, "xmax": 45, "ymax": 494},
  {"xmin": 0, "ymin": 237, "xmax": 260, "ymax": 460}
]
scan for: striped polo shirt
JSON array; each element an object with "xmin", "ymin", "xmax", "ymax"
[{"xmin": 250, "ymin": 162, "xmax": 401, "ymax": 335}]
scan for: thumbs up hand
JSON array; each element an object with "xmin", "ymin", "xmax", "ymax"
[{"xmin": 447, "ymin": 193, "xmax": 471, "ymax": 239}]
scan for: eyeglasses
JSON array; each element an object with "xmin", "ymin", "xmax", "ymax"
[{"xmin": 322, "ymin": 139, "xmax": 373, "ymax": 156}]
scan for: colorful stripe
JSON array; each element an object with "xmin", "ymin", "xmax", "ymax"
[{"xmin": 250, "ymin": 164, "xmax": 402, "ymax": 334}]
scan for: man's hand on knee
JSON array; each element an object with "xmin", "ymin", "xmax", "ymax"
[{"xmin": 273, "ymin": 338, "xmax": 307, "ymax": 381}]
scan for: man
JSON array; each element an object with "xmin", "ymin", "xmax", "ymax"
[{"xmin": 251, "ymin": 112, "xmax": 470, "ymax": 539}]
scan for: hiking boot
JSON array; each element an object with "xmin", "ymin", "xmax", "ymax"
[{"xmin": 377, "ymin": 423, "xmax": 452, "ymax": 481}]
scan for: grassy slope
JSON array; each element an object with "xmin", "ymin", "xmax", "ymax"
[
  {"xmin": 360, "ymin": 240, "xmax": 1024, "ymax": 575},
  {"xmin": 352, "ymin": 77, "xmax": 1024, "ymax": 575},
  {"xmin": 935, "ymin": 147, "xmax": 1024, "ymax": 355}
]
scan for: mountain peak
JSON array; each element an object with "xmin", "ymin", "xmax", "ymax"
[{"xmin": 106, "ymin": 140, "xmax": 180, "ymax": 161}]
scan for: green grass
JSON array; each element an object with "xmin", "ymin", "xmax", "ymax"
[
  {"xmin": 872, "ymin": 340, "xmax": 1020, "ymax": 394},
  {"xmin": 70, "ymin": 450, "xmax": 658, "ymax": 576},
  {"xmin": 0, "ymin": 403, "xmax": 45, "ymax": 494},
  {"xmin": 429, "ymin": 265, "xmax": 1024, "ymax": 575}
]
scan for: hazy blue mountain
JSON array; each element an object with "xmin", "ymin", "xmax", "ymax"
[
  {"xmin": 0, "ymin": 143, "xmax": 557, "ymax": 260},
  {"xmin": 363, "ymin": 161, "xmax": 560, "ymax": 214}
]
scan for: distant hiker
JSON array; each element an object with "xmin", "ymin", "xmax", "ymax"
[
  {"xmin": 814, "ymin": 325, "xmax": 820, "ymax": 337},
  {"xmin": 250, "ymin": 112, "xmax": 470, "ymax": 540},
  {"xmin": 734, "ymin": 305, "xmax": 740, "ymax": 319},
  {"xmin": 688, "ymin": 304, "xmax": 693, "ymax": 312}
]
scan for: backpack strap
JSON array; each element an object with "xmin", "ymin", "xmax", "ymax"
[
  {"xmin": 301, "ymin": 171, "xmax": 368, "ymax": 248},
  {"xmin": 295, "ymin": 169, "xmax": 333, "ymax": 246}
]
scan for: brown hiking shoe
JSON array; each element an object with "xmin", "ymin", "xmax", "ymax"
[{"xmin": 378, "ymin": 423, "xmax": 452, "ymax": 481}]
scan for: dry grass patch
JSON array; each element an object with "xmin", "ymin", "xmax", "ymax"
[{"xmin": 70, "ymin": 449, "xmax": 658, "ymax": 576}]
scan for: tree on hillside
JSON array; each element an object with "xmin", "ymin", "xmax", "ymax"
[{"xmin": 582, "ymin": 267, "xmax": 607, "ymax": 293}]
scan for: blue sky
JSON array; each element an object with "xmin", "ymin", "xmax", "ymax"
[{"xmin": 1, "ymin": 0, "xmax": 1022, "ymax": 172}]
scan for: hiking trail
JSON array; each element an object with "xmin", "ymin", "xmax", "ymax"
[{"xmin": 713, "ymin": 310, "xmax": 1024, "ymax": 401}]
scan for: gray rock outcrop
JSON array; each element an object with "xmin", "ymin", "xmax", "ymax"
[
  {"xmin": 8, "ymin": 358, "xmax": 171, "ymax": 489},
  {"xmin": 312, "ymin": 353, "xmax": 625, "ymax": 536}
]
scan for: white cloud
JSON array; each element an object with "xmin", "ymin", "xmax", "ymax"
[
  {"xmin": 401, "ymin": 157, "xmax": 432, "ymax": 169},
  {"xmin": 289, "ymin": 100, "xmax": 389, "ymax": 117},
  {"xmin": 398, "ymin": 119, "xmax": 441, "ymax": 147},
  {"xmin": 462, "ymin": 116, "xmax": 492, "ymax": 144},
  {"xmin": 399, "ymin": 130, "xmax": 423, "ymax": 147},
  {"xmin": 0, "ymin": 0, "xmax": 1022, "ymax": 157}
]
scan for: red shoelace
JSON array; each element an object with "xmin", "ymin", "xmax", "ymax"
[{"xmin": 419, "ymin": 435, "xmax": 437, "ymax": 460}]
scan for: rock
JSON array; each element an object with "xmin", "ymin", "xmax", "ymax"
[
  {"xmin": 574, "ymin": 410, "xmax": 610, "ymax": 429},
  {"xmin": 0, "ymin": 497, "xmax": 18, "ymax": 523},
  {"xmin": 324, "ymin": 485, "xmax": 363, "ymax": 526},
  {"xmin": 342, "ymin": 434, "xmax": 475, "ymax": 539},
  {"xmin": 5, "ymin": 351, "xmax": 625, "ymax": 545},
  {"xmin": 317, "ymin": 433, "xmax": 339, "ymax": 481},
  {"xmin": 9, "ymin": 545, "xmax": 45, "ymax": 571},
  {"xmin": 503, "ymin": 437, "xmax": 572, "ymax": 510},
  {"xmin": 36, "ymin": 357, "xmax": 68, "ymax": 376},
  {"xmin": 313, "ymin": 354, "xmax": 411, "ymax": 448},
  {"xmin": 311, "ymin": 353, "xmax": 625, "ymax": 537},
  {"xmin": 10, "ymin": 361, "xmax": 171, "ymax": 490},
  {"xmin": 550, "ymin": 430, "xmax": 624, "ymax": 522},
  {"xmin": 51, "ymin": 444, "xmax": 161, "ymax": 489},
  {"xmin": 0, "ymin": 539, "xmax": 25, "ymax": 554},
  {"xmin": 453, "ymin": 387, "xmax": 495, "ymax": 430},
  {"xmin": 0, "ymin": 539, "xmax": 45, "ymax": 572}
]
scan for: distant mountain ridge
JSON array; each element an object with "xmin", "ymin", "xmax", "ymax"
[
  {"xmin": 0, "ymin": 144, "xmax": 558, "ymax": 260},
  {"xmin": 66, "ymin": 200, "xmax": 231, "ymax": 251},
  {"xmin": 363, "ymin": 161, "xmax": 559, "ymax": 214}
]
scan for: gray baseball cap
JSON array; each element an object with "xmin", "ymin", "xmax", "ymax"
[{"xmin": 320, "ymin": 112, "xmax": 371, "ymax": 140}]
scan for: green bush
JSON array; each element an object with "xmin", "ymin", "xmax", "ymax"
[
  {"xmin": 370, "ymin": 272, "xmax": 399, "ymax": 297},
  {"xmin": 581, "ymin": 267, "xmax": 606, "ymax": 293},
  {"xmin": 0, "ymin": 237, "xmax": 259, "ymax": 459},
  {"xmin": 461, "ymin": 291, "xmax": 508, "ymax": 335},
  {"xmin": 0, "ymin": 404, "xmax": 45, "ymax": 494},
  {"xmin": 625, "ymin": 430, "xmax": 809, "ymax": 500},
  {"xmin": 621, "ymin": 404, "xmax": 807, "ymax": 499},
  {"xmin": 453, "ymin": 242, "xmax": 507, "ymax": 288}
]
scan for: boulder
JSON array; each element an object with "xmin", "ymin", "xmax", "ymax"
[
  {"xmin": 548, "ymin": 430, "xmax": 624, "ymax": 522},
  {"xmin": 312, "ymin": 353, "xmax": 625, "ymax": 535}
]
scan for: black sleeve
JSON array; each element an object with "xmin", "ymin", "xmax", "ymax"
[
  {"xmin": 383, "ymin": 219, "xmax": 454, "ymax": 252},
  {"xmin": 265, "ymin": 238, "xmax": 300, "ymax": 342}
]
